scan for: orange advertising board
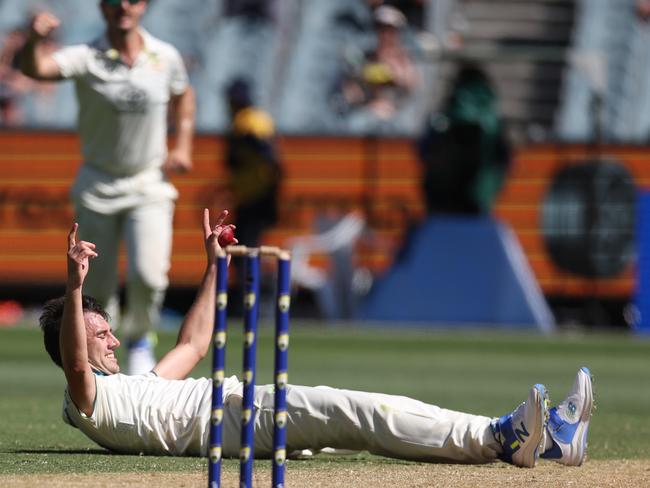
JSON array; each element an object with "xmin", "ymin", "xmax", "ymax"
[{"xmin": 0, "ymin": 131, "xmax": 647, "ymax": 298}]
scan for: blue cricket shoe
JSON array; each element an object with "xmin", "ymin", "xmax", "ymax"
[
  {"xmin": 541, "ymin": 367, "xmax": 594, "ymax": 466},
  {"xmin": 492, "ymin": 384, "xmax": 549, "ymax": 468}
]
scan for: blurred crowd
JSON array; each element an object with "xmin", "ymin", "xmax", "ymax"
[
  {"xmin": 0, "ymin": 0, "xmax": 469, "ymax": 134},
  {"xmin": 330, "ymin": 4, "xmax": 421, "ymax": 130},
  {"xmin": 0, "ymin": 26, "xmax": 58, "ymax": 126}
]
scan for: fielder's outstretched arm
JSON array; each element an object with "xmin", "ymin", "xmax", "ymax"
[
  {"xmin": 21, "ymin": 12, "xmax": 63, "ymax": 80},
  {"xmin": 60, "ymin": 224, "xmax": 98, "ymax": 416},
  {"xmin": 154, "ymin": 209, "xmax": 235, "ymax": 380}
]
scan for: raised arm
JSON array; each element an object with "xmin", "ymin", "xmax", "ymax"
[
  {"xmin": 61, "ymin": 224, "xmax": 98, "ymax": 416},
  {"xmin": 20, "ymin": 12, "xmax": 63, "ymax": 80},
  {"xmin": 163, "ymin": 87, "xmax": 196, "ymax": 174},
  {"xmin": 153, "ymin": 209, "xmax": 237, "ymax": 380}
]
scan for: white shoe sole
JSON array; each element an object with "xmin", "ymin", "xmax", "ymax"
[
  {"xmin": 517, "ymin": 384, "xmax": 549, "ymax": 468},
  {"xmin": 568, "ymin": 369, "xmax": 593, "ymax": 466}
]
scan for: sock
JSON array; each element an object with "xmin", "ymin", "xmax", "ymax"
[{"xmin": 489, "ymin": 418, "xmax": 504, "ymax": 455}]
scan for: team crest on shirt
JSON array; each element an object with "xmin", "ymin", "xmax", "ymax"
[
  {"xmin": 274, "ymin": 448, "xmax": 286, "ymax": 466},
  {"xmin": 115, "ymin": 85, "xmax": 148, "ymax": 112},
  {"xmin": 147, "ymin": 51, "xmax": 163, "ymax": 70},
  {"xmin": 209, "ymin": 446, "xmax": 222, "ymax": 463},
  {"xmin": 94, "ymin": 50, "xmax": 121, "ymax": 73}
]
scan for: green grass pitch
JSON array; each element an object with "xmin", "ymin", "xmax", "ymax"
[{"xmin": 0, "ymin": 321, "xmax": 648, "ymax": 475}]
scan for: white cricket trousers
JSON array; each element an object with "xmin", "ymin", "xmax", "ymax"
[
  {"xmin": 75, "ymin": 200, "xmax": 174, "ymax": 341},
  {"xmin": 220, "ymin": 384, "xmax": 499, "ymax": 463}
]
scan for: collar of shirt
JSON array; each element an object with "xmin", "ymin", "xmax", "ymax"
[{"xmin": 93, "ymin": 28, "xmax": 155, "ymax": 67}]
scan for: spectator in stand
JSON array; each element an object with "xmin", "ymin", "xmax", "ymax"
[
  {"xmin": 0, "ymin": 27, "xmax": 57, "ymax": 126},
  {"xmin": 372, "ymin": 0, "xmax": 426, "ymax": 32},
  {"xmin": 333, "ymin": 5, "xmax": 419, "ymax": 130},
  {"xmin": 0, "ymin": 28, "xmax": 27, "ymax": 125},
  {"xmin": 224, "ymin": 0, "xmax": 276, "ymax": 23},
  {"xmin": 637, "ymin": 0, "xmax": 650, "ymax": 21},
  {"xmin": 417, "ymin": 62, "xmax": 511, "ymax": 215}
]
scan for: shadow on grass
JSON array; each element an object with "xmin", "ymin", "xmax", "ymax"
[
  {"xmin": 10, "ymin": 448, "xmax": 111, "ymax": 455},
  {"xmin": 9, "ymin": 449, "xmax": 468, "ymax": 466}
]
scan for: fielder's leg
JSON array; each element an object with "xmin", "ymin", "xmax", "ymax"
[
  {"xmin": 122, "ymin": 200, "xmax": 174, "ymax": 375},
  {"xmin": 251, "ymin": 384, "xmax": 502, "ymax": 464}
]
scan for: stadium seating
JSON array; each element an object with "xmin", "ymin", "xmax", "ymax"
[{"xmin": 558, "ymin": 0, "xmax": 650, "ymax": 142}]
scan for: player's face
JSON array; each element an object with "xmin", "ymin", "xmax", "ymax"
[
  {"xmin": 100, "ymin": 0, "xmax": 147, "ymax": 32},
  {"xmin": 85, "ymin": 312, "xmax": 121, "ymax": 375}
]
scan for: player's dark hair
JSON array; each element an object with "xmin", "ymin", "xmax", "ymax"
[{"xmin": 39, "ymin": 295, "xmax": 110, "ymax": 368}]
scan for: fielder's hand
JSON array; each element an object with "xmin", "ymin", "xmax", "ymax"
[
  {"xmin": 67, "ymin": 223, "xmax": 97, "ymax": 289},
  {"xmin": 202, "ymin": 209, "xmax": 237, "ymax": 265},
  {"xmin": 163, "ymin": 148, "xmax": 192, "ymax": 174},
  {"xmin": 29, "ymin": 12, "xmax": 60, "ymax": 40}
]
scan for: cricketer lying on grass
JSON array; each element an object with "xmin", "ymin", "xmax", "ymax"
[{"xmin": 38, "ymin": 209, "xmax": 594, "ymax": 486}]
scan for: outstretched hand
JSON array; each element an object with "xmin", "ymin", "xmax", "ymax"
[
  {"xmin": 29, "ymin": 12, "xmax": 60, "ymax": 40},
  {"xmin": 67, "ymin": 223, "xmax": 97, "ymax": 289},
  {"xmin": 202, "ymin": 209, "xmax": 237, "ymax": 264}
]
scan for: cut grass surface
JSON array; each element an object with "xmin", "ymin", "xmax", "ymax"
[{"xmin": 0, "ymin": 323, "xmax": 648, "ymax": 475}]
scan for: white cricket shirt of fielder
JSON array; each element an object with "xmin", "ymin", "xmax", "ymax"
[
  {"xmin": 62, "ymin": 373, "xmax": 242, "ymax": 456},
  {"xmin": 52, "ymin": 29, "xmax": 188, "ymax": 213}
]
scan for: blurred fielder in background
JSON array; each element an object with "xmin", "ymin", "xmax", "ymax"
[
  {"xmin": 224, "ymin": 77, "xmax": 281, "ymax": 250},
  {"xmin": 21, "ymin": 0, "xmax": 195, "ymax": 375},
  {"xmin": 38, "ymin": 208, "xmax": 594, "ymax": 469}
]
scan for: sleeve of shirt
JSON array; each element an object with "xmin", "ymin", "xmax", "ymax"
[
  {"xmin": 52, "ymin": 44, "xmax": 91, "ymax": 78},
  {"xmin": 62, "ymin": 376, "xmax": 100, "ymax": 428},
  {"xmin": 168, "ymin": 47, "xmax": 189, "ymax": 96}
]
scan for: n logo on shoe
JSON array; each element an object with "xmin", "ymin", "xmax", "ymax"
[{"xmin": 515, "ymin": 422, "xmax": 530, "ymax": 442}]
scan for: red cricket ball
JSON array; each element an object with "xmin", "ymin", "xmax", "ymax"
[{"xmin": 218, "ymin": 227, "xmax": 236, "ymax": 247}]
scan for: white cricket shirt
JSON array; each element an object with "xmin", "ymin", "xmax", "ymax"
[
  {"xmin": 62, "ymin": 373, "xmax": 241, "ymax": 456},
  {"xmin": 53, "ymin": 29, "xmax": 189, "ymax": 177}
]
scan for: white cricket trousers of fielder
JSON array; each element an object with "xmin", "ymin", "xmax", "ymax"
[
  {"xmin": 220, "ymin": 384, "xmax": 499, "ymax": 463},
  {"xmin": 75, "ymin": 200, "xmax": 174, "ymax": 341}
]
